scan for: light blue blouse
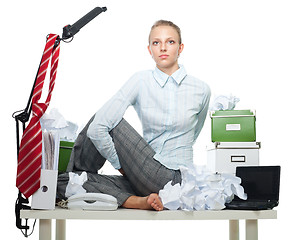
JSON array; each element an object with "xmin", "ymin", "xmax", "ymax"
[{"xmin": 87, "ymin": 65, "xmax": 211, "ymax": 170}]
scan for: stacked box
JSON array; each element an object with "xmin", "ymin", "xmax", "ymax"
[
  {"xmin": 207, "ymin": 142, "xmax": 260, "ymax": 174},
  {"xmin": 207, "ymin": 110, "xmax": 259, "ymax": 174},
  {"xmin": 210, "ymin": 110, "xmax": 256, "ymax": 142}
]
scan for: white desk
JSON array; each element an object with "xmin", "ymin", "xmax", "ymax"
[{"xmin": 20, "ymin": 208, "xmax": 277, "ymax": 240}]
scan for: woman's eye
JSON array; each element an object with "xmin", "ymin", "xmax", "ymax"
[
  {"xmin": 152, "ymin": 41, "xmax": 159, "ymax": 45},
  {"xmin": 168, "ymin": 40, "xmax": 175, "ymax": 44}
]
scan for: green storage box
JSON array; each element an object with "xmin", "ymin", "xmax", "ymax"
[
  {"xmin": 210, "ymin": 110, "xmax": 256, "ymax": 142},
  {"xmin": 58, "ymin": 141, "xmax": 74, "ymax": 172}
]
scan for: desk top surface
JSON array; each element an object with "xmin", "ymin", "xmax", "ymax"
[{"xmin": 20, "ymin": 207, "xmax": 277, "ymax": 220}]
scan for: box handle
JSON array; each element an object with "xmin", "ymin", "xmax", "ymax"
[{"xmin": 231, "ymin": 155, "xmax": 246, "ymax": 162}]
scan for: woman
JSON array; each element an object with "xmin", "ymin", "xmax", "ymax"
[{"xmin": 57, "ymin": 20, "xmax": 211, "ymax": 211}]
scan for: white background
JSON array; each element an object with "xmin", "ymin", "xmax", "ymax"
[{"xmin": 1, "ymin": 0, "xmax": 292, "ymax": 239}]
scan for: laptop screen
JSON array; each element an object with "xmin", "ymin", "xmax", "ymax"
[{"xmin": 236, "ymin": 166, "xmax": 280, "ymax": 201}]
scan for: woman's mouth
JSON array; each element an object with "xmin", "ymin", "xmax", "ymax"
[{"xmin": 159, "ymin": 54, "xmax": 169, "ymax": 59}]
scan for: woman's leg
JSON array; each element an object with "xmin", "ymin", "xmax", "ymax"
[
  {"xmin": 58, "ymin": 117, "xmax": 181, "ymax": 210},
  {"xmin": 57, "ymin": 171, "xmax": 137, "ymax": 206},
  {"xmin": 57, "ymin": 115, "xmax": 137, "ymax": 206},
  {"xmin": 66, "ymin": 115, "xmax": 106, "ymax": 173},
  {"xmin": 110, "ymin": 119, "xmax": 182, "ymax": 196}
]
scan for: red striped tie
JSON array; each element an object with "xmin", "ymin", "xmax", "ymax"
[{"xmin": 16, "ymin": 34, "xmax": 60, "ymax": 198}]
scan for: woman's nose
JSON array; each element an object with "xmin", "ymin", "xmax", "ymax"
[{"xmin": 160, "ymin": 43, "xmax": 167, "ymax": 52}]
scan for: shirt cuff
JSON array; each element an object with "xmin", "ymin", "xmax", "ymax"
[{"xmin": 108, "ymin": 155, "xmax": 121, "ymax": 170}]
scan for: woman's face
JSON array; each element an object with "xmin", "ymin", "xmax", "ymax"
[{"xmin": 148, "ymin": 25, "xmax": 184, "ymax": 75}]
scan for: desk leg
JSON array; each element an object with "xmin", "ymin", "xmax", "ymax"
[
  {"xmin": 246, "ymin": 220, "xmax": 258, "ymax": 240},
  {"xmin": 229, "ymin": 220, "xmax": 239, "ymax": 240},
  {"xmin": 56, "ymin": 220, "xmax": 66, "ymax": 240},
  {"xmin": 39, "ymin": 219, "xmax": 52, "ymax": 240}
]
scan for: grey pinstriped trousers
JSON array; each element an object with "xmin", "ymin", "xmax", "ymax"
[{"xmin": 57, "ymin": 116, "xmax": 181, "ymax": 206}]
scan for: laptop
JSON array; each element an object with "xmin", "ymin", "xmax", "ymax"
[{"xmin": 225, "ymin": 166, "xmax": 281, "ymax": 210}]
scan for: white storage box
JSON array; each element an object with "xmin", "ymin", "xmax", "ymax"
[
  {"xmin": 31, "ymin": 169, "xmax": 58, "ymax": 209},
  {"xmin": 207, "ymin": 142, "xmax": 260, "ymax": 174}
]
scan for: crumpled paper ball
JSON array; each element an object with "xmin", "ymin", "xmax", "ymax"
[
  {"xmin": 209, "ymin": 94, "xmax": 240, "ymax": 111},
  {"xmin": 65, "ymin": 172, "xmax": 88, "ymax": 198},
  {"xmin": 159, "ymin": 165, "xmax": 247, "ymax": 211},
  {"xmin": 40, "ymin": 108, "xmax": 79, "ymax": 141}
]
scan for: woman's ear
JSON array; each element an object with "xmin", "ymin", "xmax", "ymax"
[
  {"xmin": 147, "ymin": 45, "xmax": 152, "ymax": 57},
  {"xmin": 178, "ymin": 43, "xmax": 184, "ymax": 56}
]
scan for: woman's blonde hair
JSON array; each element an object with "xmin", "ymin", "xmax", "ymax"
[{"xmin": 149, "ymin": 20, "xmax": 182, "ymax": 44}]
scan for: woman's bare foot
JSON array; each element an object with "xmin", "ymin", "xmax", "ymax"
[
  {"xmin": 122, "ymin": 193, "xmax": 164, "ymax": 211},
  {"xmin": 146, "ymin": 193, "xmax": 164, "ymax": 211}
]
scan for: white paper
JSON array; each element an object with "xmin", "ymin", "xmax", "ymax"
[
  {"xmin": 41, "ymin": 108, "xmax": 79, "ymax": 142},
  {"xmin": 159, "ymin": 165, "xmax": 247, "ymax": 211},
  {"xmin": 42, "ymin": 130, "xmax": 60, "ymax": 170},
  {"xmin": 41, "ymin": 108, "xmax": 68, "ymax": 129},
  {"xmin": 65, "ymin": 172, "xmax": 88, "ymax": 198},
  {"xmin": 209, "ymin": 94, "xmax": 240, "ymax": 111}
]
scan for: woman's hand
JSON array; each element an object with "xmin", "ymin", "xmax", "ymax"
[{"xmin": 118, "ymin": 168, "xmax": 126, "ymax": 176}]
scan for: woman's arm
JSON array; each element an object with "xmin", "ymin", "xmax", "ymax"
[
  {"xmin": 194, "ymin": 83, "xmax": 211, "ymax": 141},
  {"xmin": 87, "ymin": 73, "xmax": 140, "ymax": 170}
]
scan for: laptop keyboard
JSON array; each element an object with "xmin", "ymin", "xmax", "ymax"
[
  {"xmin": 232, "ymin": 201, "xmax": 267, "ymax": 207},
  {"xmin": 225, "ymin": 200, "xmax": 275, "ymax": 210}
]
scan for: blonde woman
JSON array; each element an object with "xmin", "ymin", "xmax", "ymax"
[{"xmin": 57, "ymin": 20, "xmax": 211, "ymax": 211}]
